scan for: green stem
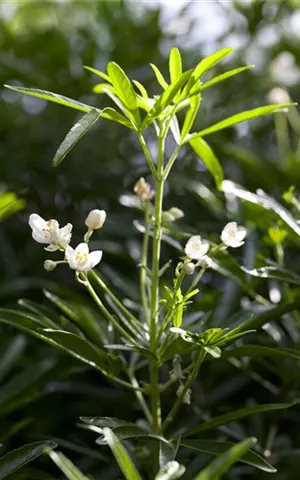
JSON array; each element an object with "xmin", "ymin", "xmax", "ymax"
[
  {"xmin": 162, "ymin": 348, "xmax": 206, "ymax": 433},
  {"xmin": 163, "ymin": 144, "xmax": 182, "ymax": 180},
  {"xmin": 186, "ymin": 267, "xmax": 206, "ymax": 295},
  {"xmin": 138, "ymin": 134, "xmax": 157, "ymax": 179},
  {"xmin": 86, "ymin": 279, "xmax": 139, "ymax": 346},
  {"xmin": 149, "ymin": 135, "xmax": 165, "ymax": 439},
  {"xmin": 141, "ymin": 201, "xmax": 151, "ymax": 325}
]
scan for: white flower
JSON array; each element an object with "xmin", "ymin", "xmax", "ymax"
[
  {"xmin": 268, "ymin": 87, "xmax": 291, "ymax": 105},
  {"xmin": 44, "ymin": 260, "xmax": 57, "ymax": 271},
  {"xmin": 65, "ymin": 242, "xmax": 102, "ymax": 272},
  {"xmin": 184, "ymin": 235, "xmax": 209, "ymax": 260},
  {"xmin": 221, "ymin": 222, "xmax": 246, "ymax": 248},
  {"xmin": 29, "ymin": 213, "xmax": 72, "ymax": 251},
  {"xmin": 85, "ymin": 209, "xmax": 106, "ymax": 230}
]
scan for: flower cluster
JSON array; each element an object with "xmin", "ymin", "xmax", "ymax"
[
  {"xmin": 29, "ymin": 209, "xmax": 106, "ymax": 276},
  {"xmin": 181, "ymin": 222, "xmax": 246, "ymax": 275}
]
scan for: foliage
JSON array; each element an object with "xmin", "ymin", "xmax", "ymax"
[{"xmin": 1, "ymin": 1, "xmax": 300, "ymax": 479}]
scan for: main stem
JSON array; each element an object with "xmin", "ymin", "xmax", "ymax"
[{"xmin": 149, "ymin": 134, "xmax": 165, "ymax": 447}]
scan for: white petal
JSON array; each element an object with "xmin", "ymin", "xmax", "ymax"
[
  {"xmin": 82, "ymin": 250, "xmax": 103, "ymax": 271},
  {"xmin": 74, "ymin": 242, "xmax": 89, "ymax": 255},
  {"xmin": 29, "ymin": 213, "xmax": 46, "ymax": 231},
  {"xmin": 236, "ymin": 227, "xmax": 247, "ymax": 242},
  {"xmin": 65, "ymin": 245, "xmax": 77, "ymax": 270},
  {"xmin": 32, "ymin": 230, "xmax": 49, "ymax": 244},
  {"xmin": 45, "ymin": 244, "xmax": 60, "ymax": 252}
]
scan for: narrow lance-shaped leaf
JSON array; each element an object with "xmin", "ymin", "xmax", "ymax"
[
  {"xmin": 186, "ymin": 103, "xmax": 296, "ymax": 140},
  {"xmin": 102, "ymin": 428, "xmax": 143, "ymax": 480},
  {"xmin": 0, "ymin": 309, "xmax": 122, "ymax": 377},
  {"xmin": 150, "ymin": 63, "xmax": 169, "ymax": 89},
  {"xmin": 100, "ymin": 107, "xmax": 134, "ymax": 129},
  {"xmin": 193, "ymin": 438, "xmax": 255, "ymax": 480},
  {"xmin": 53, "ymin": 109, "xmax": 101, "ymax": 166},
  {"xmin": 189, "ymin": 137, "xmax": 223, "ymax": 190},
  {"xmin": 4, "ymin": 85, "xmax": 95, "ymax": 113},
  {"xmin": 181, "ymin": 439, "xmax": 276, "ymax": 473},
  {"xmin": 222, "ymin": 180, "xmax": 300, "ymax": 238},
  {"xmin": 180, "ymin": 403, "xmax": 294, "ymax": 438},
  {"xmin": 199, "ymin": 65, "xmax": 255, "ymax": 92},
  {"xmin": 183, "ymin": 47, "xmax": 233, "ymax": 96},
  {"xmin": 107, "ymin": 62, "xmax": 140, "ymax": 126},
  {"xmin": 169, "ymin": 48, "xmax": 182, "ymax": 83},
  {"xmin": 181, "ymin": 93, "xmax": 201, "ymax": 142},
  {"xmin": 142, "ymin": 70, "xmax": 192, "ymax": 129},
  {"xmin": 49, "ymin": 450, "xmax": 89, "ymax": 480},
  {"xmin": 0, "ymin": 441, "xmax": 57, "ymax": 479},
  {"xmin": 84, "ymin": 65, "xmax": 111, "ymax": 82},
  {"xmin": 241, "ymin": 265, "xmax": 300, "ymax": 285},
  {"xmin": 223, "ymin": 344, "xmax": 300, "ymax": 361}
]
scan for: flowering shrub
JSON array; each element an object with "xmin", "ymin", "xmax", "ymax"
[{"xmin": 0, "ymin": 47, "xmax": 298, "ymax": 479}]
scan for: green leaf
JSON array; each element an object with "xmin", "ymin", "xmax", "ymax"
[
  {"xmin": 223, "ymin": 344, "xmax": 300, "ymax": 361},
  {"xmin": 53, "ymin": 109, "xmax": 101, "ymax": 166},
  {"xmin": 0, "ymin": 309, "xmax": 122, "ymax": 377},
  {"xmin": 193, "ymin": 438, "xmax": 255, "ymax": 480},
  {"xmin": 169, "ymin": 114, "xmax": 181, "ymax": 145},
  {"xmin": 155, "ymin": 461, "xmax": 186, "ymax": 480},
  {"xmin": 0, "ymin": 441, "xmax": 56, "ymax": 479},
  {"xmin": 84, "ymin": 65, "xmax": 111, "ymax": 83},
  {"xmin": 199, "ymin": 65, "xmax": 254, "ymax": 92},
  {"xmin": 107, "ymin": 62, "xmax": 140, "ymax": 126},
  {"xmin": 222, "ymin": 180, "xmax": 300, "ymax": 238},
  {"xmin": 241, "ymin": 265, "xmax": 300, "ymax": 285},
  {"xmin": 187, "ymin": 104, "xmax": 296, "ymax": 140},
  {"xmin": 80, "ymin": 417, "xmax": 169, "ymax": 445},
  {"xmin": 142, "ymin": 70, "xmax": 192, "ymax": 129},
  {"xmin": 181, "ymin": 94, "xmax": 201, "ymax": 142},
  {"xmin": 4, "ymin": 85, "xmax": 95, "ymax": 113},
  {"xmin": 101, "ymin": 107, "xmax": 135, "ymax": 129},
  {"xmin": 150, "ymin": 63, "xmax": 169, "ymax": 89},
  {"xmin": 0, "ymin": 192, "xmax": 26, "ymax": 221},
  {"xmin": 169, "ymin": 48, "xmax": 182, "ymax": 83},
  {"xmin": 49, "ymin": 451, "xmax": 89, "ymax": 480},
  {"xmin": 181, "ymin": 403, "xmax": 294, "ymax": 438},
  {"xmin": 133, "ymin": 80, "xmax": 149, "ymax": 100},
  {"xmin": 189, "ymin": 137, "xmax": 223, "ymax": 190},
  {"xmin": 181, "ymin": 439, "xmax": 276, "ymax": 473},
  {"xmin": 102, "ymin": 428, "xmax": 143, "ymax": 480},
  {"xmin": 184, "ymin": 48, "xmax": 233, "ymax": 95},
  {"xmin": 240, "ymin": 299, "xmax": 300, "ymax": 332}
]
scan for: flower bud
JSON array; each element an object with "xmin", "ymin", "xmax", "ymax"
[
  {"xmin": 44, "ymin": 260, "xmax": 57, "ymax": 271},
  {"xmin": 85, "ymin": 209, "xmax": 106, "ymax": 230},
  {"xmin": 196, "ymin": 255, "xmax": 212, "ymax": 269},
  {"xmin": 268, "ymin": 87, "xmax": 290, "ymax": 105},
  {"xmin": 168, "ymin": 207, "xmax": 184, "ymax": 220},
  {"xmin": 134, "ymin": 177, "xmax": 154, "ymax": 202},
  {"xmin": 182, "ymin": 262, "xmax": 195, "ymax": 275}
]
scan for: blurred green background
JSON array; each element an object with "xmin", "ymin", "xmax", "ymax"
[{"xmin": 1, "ymin": 0, "xmax": 300, "ymax": 478}]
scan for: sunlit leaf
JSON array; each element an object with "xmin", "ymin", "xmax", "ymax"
[
  {"xmin": 107, "ymin": 62, "xmax": 140, "ymax": 126},
  {"xmin": 4, "ymin": 85, "xmax": 95, "ymax": 113},
  {"xmin": 187, "ymin": 104, "xmax": 296, "ymax": 140},
  {"xmin": 169, "ymin": 48, "xmax": 182, "ymax": 83},
  {"xmin": 199, "ymin": 65, "xmax": 254, "ymax": 92},
  {"xmin": 150, "ymin": 63, "xmax": 168, "ymax": 89},
  {"xmin": 189, "ymin": 137, "xmax": 223, "ymax": 190},
  {"xmin": 53, "ymin": 109, "xmax": 101, "ymax": 166}
]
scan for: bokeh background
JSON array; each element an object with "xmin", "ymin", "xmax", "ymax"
[{"xmin": 1, "ymin": 1, "xmax": 300, "ymax": 478}]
